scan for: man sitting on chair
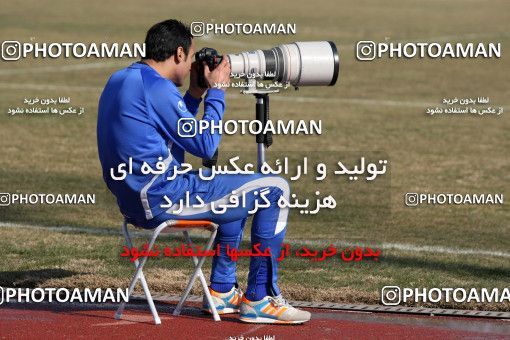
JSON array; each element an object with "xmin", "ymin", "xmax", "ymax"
[{"xmin": 97, "ymin": 19, "xmax": 310, "ymax": 324}]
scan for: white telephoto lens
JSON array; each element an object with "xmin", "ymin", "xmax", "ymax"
[{"xmin": 227, "ymin": 41, "xmax": 339, "ymax": 87}]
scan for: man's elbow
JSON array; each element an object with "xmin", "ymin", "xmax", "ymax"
[
  {"xmin": 203, "ymin": 145, "xmax": 217, "ymax": 160},
  {"xmin": 203, "ymin": 135, "xmax": 220, "ymax": 159}
]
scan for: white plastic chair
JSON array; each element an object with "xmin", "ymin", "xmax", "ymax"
[{"xmin": 115, "ymin": 219, "xmax": 220, "ymax": 324}]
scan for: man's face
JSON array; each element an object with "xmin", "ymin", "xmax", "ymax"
[{"xmin": 174, "ymin": 39, "xmax": 195, "ymax": 87}]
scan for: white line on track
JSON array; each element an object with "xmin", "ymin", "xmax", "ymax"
[
  {"xmin": 0, "ymin": 61, "xmax": 125, "ymax": 75},
  {"xmin": 198, "ymin": 32, "xmax": 508, "ymax": 51},
  {"xmin": 3, "ymin": 81, "xmax": 505, "ymax": 108},
  {"xmin": 1, "ymin": 221, "xmax": 508, "ymax": 258},
  {"xmin": 0, "ymin": 82, "xmax": 101, "ymax": 92},
  {"xmin": 0, "ymin": 82, "xmax": 439, "ymax": 108},
  {"xmin": 0, "ymin": 32, "xmax": 506, "ymax": 76}
]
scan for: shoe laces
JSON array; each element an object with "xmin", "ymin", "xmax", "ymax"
[
  {"xmin": 234, "ymin": 287, "xmax": 243, "ymax": 296},
  {"xmin": 269, "ymin": 294, "xmax": 289, "ymax": 308}
]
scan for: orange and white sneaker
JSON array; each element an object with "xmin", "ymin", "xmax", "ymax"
[
  {"xmin": 239, "ymin": 294, "xmax": 311, "ymax": 324},
  {"xmin": 202, "ymin": 286, "xmax": 243, "ymax": 314}
]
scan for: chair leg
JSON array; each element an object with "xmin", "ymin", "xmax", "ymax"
[
  {"xmin": 115, "ymin": 221, "xmax": 168, "ymax": 325},
  {"xmin": 173, "ymin": 228, "xmax": 220, "ymax": 321},
  {"xmin": 193, "ymin": 228, "xmax": 221, "ymax": 322},
  {"xmin": 115, "ymin": 221, "xmax": 133, "ymax": 320}
]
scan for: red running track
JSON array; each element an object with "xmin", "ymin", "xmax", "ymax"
[{"xmin": 1, "ymin": 301, "xmax": 509, "ymax": 339}]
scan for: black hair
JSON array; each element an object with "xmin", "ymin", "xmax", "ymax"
[{"xmin": 144, "ymin": 19, "xmax": 192, "ymax": 62}]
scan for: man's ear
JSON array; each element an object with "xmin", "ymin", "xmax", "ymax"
[{"xmin": 175, "ymin": 46, "xmax": 185, "ymax": 64}]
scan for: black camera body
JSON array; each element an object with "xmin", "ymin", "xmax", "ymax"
[{"xmin": 195, "ymin": 47, "xmax": 223, "ymax": 88}]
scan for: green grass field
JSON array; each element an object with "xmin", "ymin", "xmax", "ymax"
[{"xmin": 0, "ymin": 0, "xmax": 509, "ymax": 310}]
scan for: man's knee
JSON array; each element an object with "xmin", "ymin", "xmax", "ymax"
[
  {"xmin": 217, "ymin": 218, "xmax": 246, "ymax": 239},
  {"xmin": 259, "ymin": 175, "xmax": 290, "ymax": 202}
]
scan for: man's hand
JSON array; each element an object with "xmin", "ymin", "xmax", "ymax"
[
  {"xmin": 204, "ymin": 57, "xmax": 231, "ymax": 91},
  {"xmin": 188, "ymin": 61, "xmax": 206, "ymax": 99}
]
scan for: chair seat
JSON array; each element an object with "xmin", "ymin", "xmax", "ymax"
[
  {"xmin": 170, "ymin": 220, "xmax": 217, "ymax": 231},
  {"xmin": 129, "ymin": 219, "xmax": 217, "ymax": 232}
]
